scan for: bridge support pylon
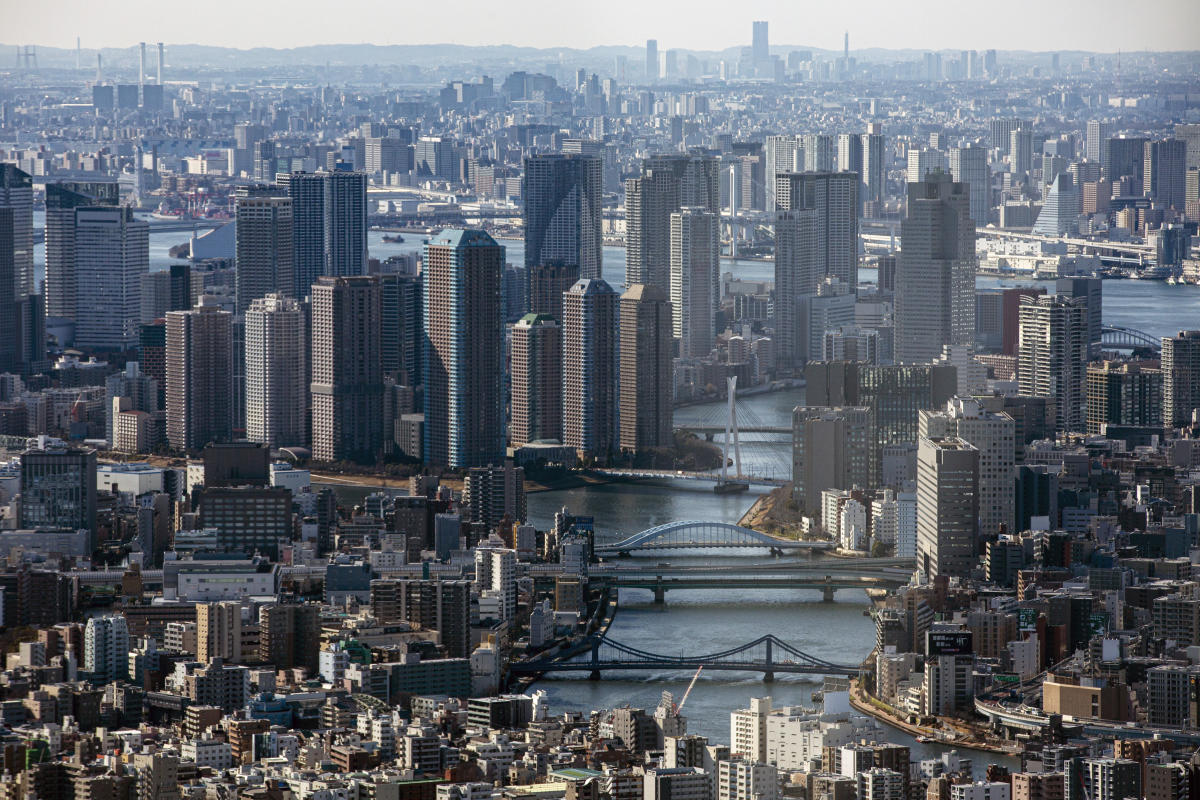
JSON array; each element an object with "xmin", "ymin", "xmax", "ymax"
[
  {"xmin": 822, "ymin": 584, "xmax": 835, "ymax": 603},
  {"xmin": 763, "ymin": 671, "xmax": 775, "ymax": 683},
  {"xmin": 652, "ymin": 585, "xmax": 666, "ymax": 604},
  {"xmin": 588, "ymin": 670, "xmax": 601, "ymax": 681}
]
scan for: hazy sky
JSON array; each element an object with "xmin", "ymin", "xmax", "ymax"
[{"xmin": 11, "ymin": 0, "xmax": 1200, "ymax": 54}]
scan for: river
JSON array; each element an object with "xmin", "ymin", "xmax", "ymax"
[
  {"xmin": 35, "ymin": 215, "xmax": 1087, "ymax": 767},
  {"xmin": 524, "ymin": 389, "xmax": 1019, "ymax": 771}
]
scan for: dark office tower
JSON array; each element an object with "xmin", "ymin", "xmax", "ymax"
[
  {"xmin": 670, "ymin": 208, "xmax": 720, "ymax": 358},
  {"xmin": 235, "ymin": 187, "xmax": 293, "ymax": 313},
  {"xmin": 280, "ymin": 172, "xmax": 326, "ymax": 295},
  {"xmin": 324, "ymin": 171, "xmax": 368, "ymax": 277},
  {"xmin": 1163, "ymin": 331, "xmax": 1200, "ymax": 429},
  {"xmin": 861, "ymin": 125, "xmax": 886, "ymax": 209},
  {"xmin": 563, "ymin": 279, "xmax": 618, "ymax": 462},
  {"xmin": 895, "ymin": 173, "xmax": 976, "ymax": 365},
  {"xmin": 876, "ymin": 255, "xmax": 897, "ymax": 293},
  {"xmin": 619, "ymin": 284, "xmax": 673, "ymax": 452},
  {"xmin": 379, "ymin": 271, "xmax": 423, "ymax": 387},
  {"xmin": 1102, "ymin": 135, "xmax": 1148, "ymax": 184},
  {"xmin": 510, "ymin": 314, "xmax": 563, "ymax": 449},
  {"xmin": 1085, "ymin": 361, "xmax": 1163, "ymax": 435},
  {"xmin": 775, "ymin": 172, "xmax": 860, "ymax": 287},
  {"xmin": 1018, "ymin": 295, "xmax": 1088, "ymax": 434},
  {"xmin": 0, "ymin": 165, "xmax": 32, "ymax": 301},
  {"xmin": 139, "ymin": 322, "xmax": 167, "ymax": 407},
  {"xmin": 625, "ymin": 168, "xmax": 680, "ymax": 291},
  {"xmin": 423, "ymin": 229, "xmax": 505, "ymax": 468},
  {"xmin": 1144, "ymin": 139, "xmax": 1187, "ymax": 210},
  {"xmin": 646, "ymin": 39, "xmax": 658, "ymax": 81},
  {"xmin": 44, "ymin": 179, "xmax": 120, "ymax": 321},
  {"xmin": 166, "ymin": 299, "xmax": 233, "ymax": 452},
  {"xmin": 258, "ymin": 603, "xmax": 320, "ymax": 673},
  {"xmin": 168, "ymin": 263, "xmax": 193, "ymax": 312},
  {"xmin": 0, "ymin": 209, "xmax": 16, "ymax": 374},
  {"xmin": 18, "ymin": 294, "xmax": 45, "ymax": 375},
  {"xmin": 774, "ymin": 206, "xmax": 820, "ymax": 371},
  {"xmin": 523, "ymin": 153, "xmax": 603, "ymax": 281},
  {"xmin": 74, "ymin": 206, "xmax": 149, "ymax": 351},
  {"xmin": 528, "ymin": 261, "xmax": 579, "ymax": 318},
  {"xmin": 1055, "ymin": 277, "xmax": 1102, "ymax": 359},
  {"xmin": 310, "ymin": 276, "xmax": 382, "ymax": 464},
  {"xmin": 19, "ymin": 440, "xmax": 97, "ymax": 544},
  {"xmin": 369, "ymin": 580, "xmax": 471, "ymax": 659},
  {"xmin": 752, "ymin": 21, "xmax": 769, "ymax": 63}
]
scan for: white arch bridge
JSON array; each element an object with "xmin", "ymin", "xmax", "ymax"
[{"xmin": 594, "ymin": 520, "xmax": 830, "ymax": 556}]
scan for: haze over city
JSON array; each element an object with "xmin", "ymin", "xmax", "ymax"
[
  {"xmin": 10, "ymin": 0, "xmax": 1200, "ymax": 52},
  {"xmin": 1, "ymin": 8, "xmax": 1200, "ymax": 800}
]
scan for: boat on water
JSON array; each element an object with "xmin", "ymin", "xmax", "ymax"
[{"xmin": 382, "ymin": 233, "xmax": 405, "ymax": 243}]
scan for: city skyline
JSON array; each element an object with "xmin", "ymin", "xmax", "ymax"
[{"xmin": 8, "ymin": 0, "xmax": 1200, "ymax": 55}]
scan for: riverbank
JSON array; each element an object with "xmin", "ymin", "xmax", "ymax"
[
  {"xmin": 849, "ymin": 678, "xmax": 1020, "ymax": 757},
  {"xmin": 310, "ymin": 467, "xmax": 618, "ymax": 495}
]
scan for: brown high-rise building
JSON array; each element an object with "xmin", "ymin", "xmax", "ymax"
[
  {"xmin": 423, "ymin": 229, "xmax": 505, "ymax": 468},
  {"xmin": 510, "ymin": 314, "xmax": 562, "ymax": 448},
  {"xmin": 166, "ymin": 299, "xmax": 233, "ymax": 452},
  {"xmin": 619, "ymin": 284, "xmax": 673, "ymax": 452},
  {"xmin": 1011, "ymin": 772, "xmax": 1065, "ymax": 800},
  {"xmin": 310, "ymin": 276, "xmax": 383, "ymax": 463},
  {"xmin": 563, "ymin": 278, "xmax": 618, "ymax": 461}
]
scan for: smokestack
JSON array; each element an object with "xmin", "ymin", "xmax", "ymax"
[
  {"xmin": 76, "ymin": 37, "xmax": 80, "ymax": 71},
  {"xmin": 844, "ymin": 31, "xmax": 849, "ymax": 60},
  {"xmin": 157, "ymin": 43, "xmax": 164, "ymax": 84},
  {"xmin": 139, "ymin": 42, "xmax": 146, "ymax": 88},
  {"xmin": 96, "ymin": 52, "xmax": 102, "ymax": 83}
]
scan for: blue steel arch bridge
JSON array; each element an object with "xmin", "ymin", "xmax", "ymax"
[
  {"xmin": 510, "ymin": 633, "xmax": 860, "ymax": 682},
  {"xmin": 1101, "ymin": 324, "xmax": 1161, "ymax": 352},
  {"xmin": 594, "ymin": 520, "xmax": 829, "ymax": 556}
]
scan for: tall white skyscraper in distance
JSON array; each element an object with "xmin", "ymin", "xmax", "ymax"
[
  {"xmin": 245, "ymin": 293, "xmax": 309, "ymax": 450},
  {"xmin": 670, "ymin": 207, "xmax": 720, "ymax": 359},
  {"xmin": 916, "ymin": 436, "xmax": 979, "ymax": 581},
  {"xmin": 73, "ymin": 206, "xmax": 149, "ymax": 351},
  {"xmin": 949, "ymin": 144, "xmax": 990, "ymax": 226},
  {"xmin": 895, "ymin": 172, "xmax": 976, "ymax": 365}
]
